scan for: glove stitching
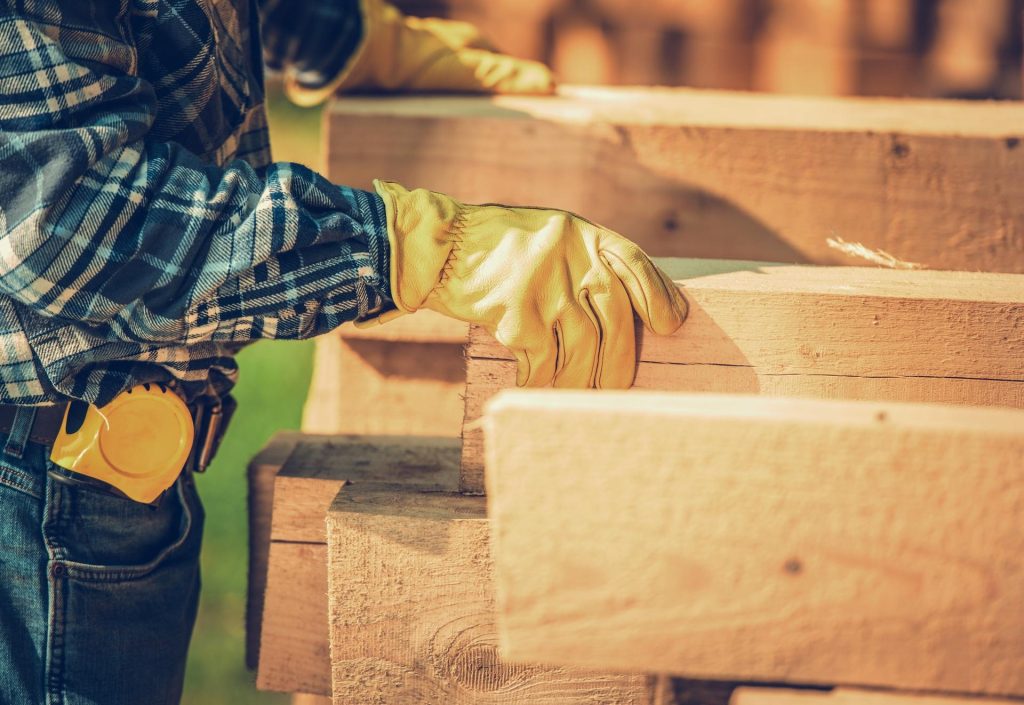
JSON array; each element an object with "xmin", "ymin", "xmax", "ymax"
[{"xmin": 434, "ymin": 205, "xmax": 468, "ymax": 292}]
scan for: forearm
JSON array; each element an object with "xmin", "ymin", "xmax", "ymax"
[{"xmin": 1, "ymin": 137, "xmax": 392, "ymax": 344}]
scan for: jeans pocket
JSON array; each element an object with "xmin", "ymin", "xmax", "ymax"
[
  {"xmin": 48, "ymin": 475, "xmax": 204, "ymax": 705},
  {"xmin": 46, "ymin": 469, "xmax": 204, "ymax": 583}
]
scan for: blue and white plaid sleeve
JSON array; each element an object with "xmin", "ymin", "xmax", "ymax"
[{"xmin": 0, "ymin": 12, "xmax": 393, "ymax": 356}]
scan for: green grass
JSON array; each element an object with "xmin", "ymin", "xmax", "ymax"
[{"xmin": 181, "ymin": 83, "xmax": 322, "ymax": 705}]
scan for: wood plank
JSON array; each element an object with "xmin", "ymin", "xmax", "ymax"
[
  {"xmin": 460, "ymin": 258, "xmax": 1024, "ymax": 492},
  {"xmin": 461, "ymin": 357, "xmax": 1024, "ymax": 494},
  {"xmin": 258, "ymin": 542, "xmax": 332, "ymax": 696},
  {"xmin": 325, "ymin": 87, "xmax": 1024, "ymax": 272},
  {"xmin": 470, "ymin": 260, "xmax": 1024, "ymax": 379},
  {"xmin": 732, "ymin": 687, "xmax": 1024, "ymax": 705},
  {"xmin": 301, "ymin": 335, "xmax": 465, "ymax": 437},
  {"xmin": 484, "ymin": 391, "xmax": 1024, "ymax": 696},
  {"xmin": 247, "ymin": 431, "xmax": 320, "ymax": 672},
  {"xmin": 256, "ymin": 435, "xmax": 461, "ymax": 696},
  {"xmin": 325, "ymin": 483, "xmax": 656, "ymax": 705}
]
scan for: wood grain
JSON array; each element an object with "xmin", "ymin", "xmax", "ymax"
[
  {"xmin": 325, "ymin": 87, "xmax": 1024, "ymax": 272},
  {"xmin": 484, "ymin": 390, "xmax": 1024, "ymax": 696},
  {"xmin": 460, "ymin": 258, "xmax": 1024, "ymax": 492},
  {"xmin": 326, "ymin": 483, "xmax": 656, "ymax": 705},
  {"xmin": 255, "ymin": 435, "xmax": 461, "ymax": 696}
]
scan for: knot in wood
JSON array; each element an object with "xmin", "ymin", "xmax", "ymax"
[{"xmin": 446, "ymin": 640, "xmax": 527, "ymax": 693}]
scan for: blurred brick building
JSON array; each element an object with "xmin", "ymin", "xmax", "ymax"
[{"xmin": 396, "ymin": 0, "xmax": 1024, "ymax": 99}]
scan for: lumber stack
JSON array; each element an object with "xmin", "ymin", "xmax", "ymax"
[
  {"xmin": 306, "ymin": 280, "xmax": 1024, "ymax": 703},
  {"xmin": 253, "ymin": 260, "xmax": 1024, "ymax": 702},
  {"xmin": 250, "ymin": 87, "xmax": 1024, "ymax": 705}
]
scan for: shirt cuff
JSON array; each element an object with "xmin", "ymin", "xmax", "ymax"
[{"xmin": 354, "ymin": 188, "xmax": 396, "ymax": 322}]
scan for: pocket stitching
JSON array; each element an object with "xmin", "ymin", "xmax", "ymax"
[
  {"xmin": 58, "ymin": 480, "xmax": 199, "ymax": 583},
  {"xmin": 0, "ymin": 462, "xmax": 42, "ymax": 499}
]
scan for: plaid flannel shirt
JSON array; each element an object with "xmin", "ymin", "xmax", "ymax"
[{"xmin": 0, "ymin": 0, "xmax": 392, "ymax": 406}]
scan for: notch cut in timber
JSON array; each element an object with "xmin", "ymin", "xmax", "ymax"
[
  {"xmin": 325, "ymin": 87, "xmax": 1024, "ymax": 272},
  {"xmin": 484, "ymin": 390, "xmax": 1024, "ymax": 697},
  {"xmin": 325, "ymin": 472, "xmax": 655, "ymax": 704},
  {"xmin": 461, "ymin": 257, "xmax": 1024, "ymax": 493}
]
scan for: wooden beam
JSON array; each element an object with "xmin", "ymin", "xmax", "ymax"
[
  {"xmin": 460, "ymin": 258, "xmax": 1024, "ymax": 492},
  {"xmin": 484, "ymin": 391, "xmax": 1024, "ymax": 696},
  {"xmin": 324, "ymin": 88, "xmax": 1024, "ymax": 272},
  {"xmin": 255, "ymin": 435, "xmax": 461, "ymax": 696},
  {"xmin": 301, "ymin": 334, "xmax": 465, "ymax": 437},
  {"xmin": 258, "ymin": 542, "xmax": 332, "ymax": 696},
  {"xmin": 325, "ymin": 482, "xmax": 656, "ymax": 705},
  {"xmin": 247, "ymin": 431, "xmax": 318, "ymax": 672},
  {"xmin": 731, "ymin": 687, "xmax": 1024, "ymax": 705}
]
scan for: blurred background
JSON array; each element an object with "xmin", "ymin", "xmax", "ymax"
[
  {"xmin": 182, "ymin": 1, "xmax": 1024, "ymax": 703},
  {"xmin": 405, "ymin": 0, "xmax": 1023, "ymax": 98}
]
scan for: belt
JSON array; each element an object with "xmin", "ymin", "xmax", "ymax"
[
  {"xmin": 0, "ymin": 394, "xmax": 235, "ymax": 473},
  {"xmin": 0, "ymin": 403, "xmax": 69, "ymax": 446}
]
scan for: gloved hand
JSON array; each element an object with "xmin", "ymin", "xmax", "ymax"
[
  {"xmin": 357, "ymin": 181, "xmax": 688, "ymax": 389},
  {"xmin": 286, "ymin": 0, "xmax": 556, "ymax": 106}
]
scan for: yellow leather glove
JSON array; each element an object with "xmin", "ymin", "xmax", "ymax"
[
  {"xmin": 286, "ymin": 0, "xmax": 555, "ymax": 106},
  {"xmin": 358, "ymin": 181, "xmax": 688, "ymax": 389}
]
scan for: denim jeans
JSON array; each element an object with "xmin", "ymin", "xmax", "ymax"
[{"xmin": 0, "ymin": 407, "xmax": 204, "ymax": 705}]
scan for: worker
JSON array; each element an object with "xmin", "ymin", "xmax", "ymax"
[{"xmin": 0, "ymin": 0, "xmax": 687, "ymax": 702}]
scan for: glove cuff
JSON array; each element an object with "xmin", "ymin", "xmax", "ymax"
[{"xmin": 372, "ymin": 179, "xmax": 466, "ymax": 315}]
